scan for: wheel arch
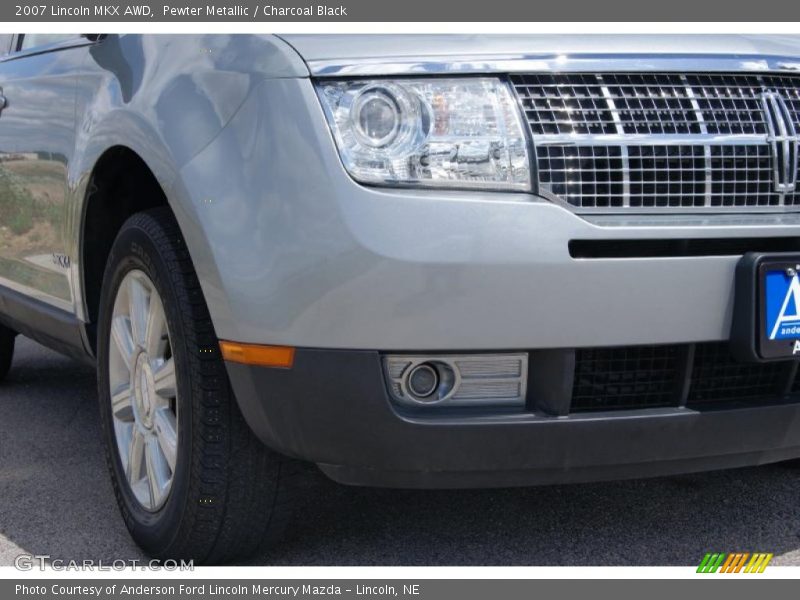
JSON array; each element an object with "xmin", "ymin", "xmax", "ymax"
[{"xmin": 74, "ymin": 141, "xmax": 223, "ymax": 356}]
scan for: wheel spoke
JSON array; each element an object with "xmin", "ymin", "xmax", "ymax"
[
  {"xmin": 153, "ymin": 408, "xmax": 178, "ymax": 473},
  {"xmin": 111, "ymin": 316, "xmax": 135, "ymax": 371},
  {"xmin": 126, "ymin": 428, "xmax": 146, "ymax": 485},
  {"xmin": 145, "ymin": 436, "xmax": 171, "ymax": 508},
  {"xmin": 114, "ymin": 421, "xmax": 133, "ymax": 471},
  {"xmin": 145, "ymin": 292, "xmax": 167, "ymax": 358},
  {"xmin": 129, "ymin": 276, "xmax": 150, "ymax": 349},
  {"xmin": 111, "ymin": 382, "xmax": 134, "ymax": 421},
  {"xmin": 152, "ymin": 358, "xmax": 177, "ymax": 399}
]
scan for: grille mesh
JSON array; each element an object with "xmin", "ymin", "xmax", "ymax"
[
  {"xmin": 685, "ymin": 74, "xmax": 768, "ymax": 135},
  {"xmin": 687, "ymin": 343, "xmax": 787, "ymax": 404},
  {"xmin": 709, "ymin": 146, "xmax": 777, "ymax": 206},
  {"xmin": 511, "ymin": 73, "xmax": 800, "ymax": 211},
  {"xmin": 512, "ymin": 73, "xmax": 780, "ymax": 136},
  {"xmin": 571, "ymin": 342, "xmax": 796, "ymax": 412},
  {"xmin": 572, "ymin": 345, "xmax": 681, "ymax": 411},
  {"xmin": 513, "ymin": 73, "xmax": 618, "ymax": 135},
  {"xmin": 536, "ymin": 146, "xmax": 625, "ymax": 208},
  {"xmin": 762, "ymin": 75, "xmax": 800, "ymax": 125},
  {"xmin": 628, "ymin": 145, "xmax": 707, "ymax": 208},
  {"xmin": 536, "ymin": 144, "xmax": 780, "ymax": 208}
]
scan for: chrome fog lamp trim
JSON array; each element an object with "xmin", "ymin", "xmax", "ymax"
[{"xmin": 383, "ymin": 353, "xmax": 528, "ymax": 408}]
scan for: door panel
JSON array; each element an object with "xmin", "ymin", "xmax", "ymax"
[{"xmin": 0, "ymin": 38, "xmax": 83, "ymax": 310}]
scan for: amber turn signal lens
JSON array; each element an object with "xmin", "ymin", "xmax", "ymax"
[{"xmin": 219, "ymin": 341, "xmax": 295, "ymax": 369}]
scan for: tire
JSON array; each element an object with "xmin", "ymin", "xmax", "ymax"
[
  {"xmin": 0, "ymin": 325, "xmax": 15, "ymax": 381},
  {"xmin": 97, "ymin": 207, "xmax": 299, "ymax": 564}
]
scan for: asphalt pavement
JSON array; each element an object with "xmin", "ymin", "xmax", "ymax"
[{"xmin": 1, "ymin": 337, "xmax": 799, "ymax": 566}]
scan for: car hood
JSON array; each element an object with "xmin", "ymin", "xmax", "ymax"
[{"xmin": 279, "ymin": 34, "xmax": 800, "ymax": 74}]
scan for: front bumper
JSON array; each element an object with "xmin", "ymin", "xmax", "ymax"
[
  {"xmin": 188, "ymin": 77, "xmax": 800, "ymax": 486},
  {"xmin": 178, "ymin": 77, "xmax": 800, "ymax": 352},
  {"xmin": 226, "ymin": 348, "xmax": 800, "ymax": 488}
]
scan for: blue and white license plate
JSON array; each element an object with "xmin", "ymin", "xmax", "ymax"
[
  {"xmin": 760, "ymin": 257, "xmax": 800, "ymax": 359},
  {"xmin": 765, "ymin": 268, "xmax": 800, "ymax": 342},
  {"xmin": 731, "ymin": 253, "xmax": 800, "ymax": 362}
]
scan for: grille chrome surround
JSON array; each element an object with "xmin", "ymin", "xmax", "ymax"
[{"xmin": 511, "ymin": 73, "xmax": 800, "ymax": 211}]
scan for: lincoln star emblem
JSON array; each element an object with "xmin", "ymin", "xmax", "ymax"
[{"xmin": 761, "ymin": 91, "xmax": 800, "ymax": 193}]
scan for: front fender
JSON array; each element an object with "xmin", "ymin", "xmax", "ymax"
[{"xmin": 68, "ymin": 34, "xmax": 309, "ymax": 324}]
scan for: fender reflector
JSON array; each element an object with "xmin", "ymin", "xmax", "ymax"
[{"xmin": 219, "ymin": 341, "xmax": 295, "ymax": 369}]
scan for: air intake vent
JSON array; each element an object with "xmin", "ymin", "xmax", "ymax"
[
  {"xmin": 572, "ymin": 345, "xmax": 682, "ymax": 411},
  {"xmin": 687, "ymin": 343, "xmax": 787, "ymax": 405},
  {"xmin": 572, "ymin": 342, "xmax": 797, "ymax": 412}
]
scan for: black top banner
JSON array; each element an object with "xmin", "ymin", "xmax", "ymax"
[{"xmin": 4, "ymin": 0, "xmax": 800, "ymax": 21}]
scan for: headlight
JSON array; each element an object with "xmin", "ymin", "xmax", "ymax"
[{"xmin": 315, "ymin": 78, "xmax": 532, "ymax": 192}]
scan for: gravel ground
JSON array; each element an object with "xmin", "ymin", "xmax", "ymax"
[{"xmin": 1, "ymin": 337, "xmax": 799, "ymax": 566}]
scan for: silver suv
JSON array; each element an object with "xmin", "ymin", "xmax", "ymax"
[{"xmin": 1, "ymin": 33, "xmax": 800, "ymax": 563}]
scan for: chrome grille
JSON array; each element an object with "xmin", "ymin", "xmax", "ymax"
[
  {"xmin": 511, "ymin": 73, "xmax": 800, "ymax": 211},
  {"xmin": 628, "ymin": 145, "xmax": 707, "ymax": 208},
  {"xmin": 536, "ymin": 144, "xmax": 779, "ymax": 208},
  {"xmin": 536, "ymin": 146, "xmax": 625, "ymax": 208}
]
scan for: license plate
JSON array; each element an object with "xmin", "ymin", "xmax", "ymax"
[{"xmin": 732, "ymin": 253, "xmax": 800, "ymax": 361}]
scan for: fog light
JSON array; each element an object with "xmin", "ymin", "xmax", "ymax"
[
  {"xmin": 384, "ymin": 354, "xmax": 527, "ymax": 408},
  {"xmin": 407, "ymin": 363, "xmax": 439, "ymax": 398},
  {"xmin": 403, "ymin": 361, "xmax": 457, "ymax": 403}
]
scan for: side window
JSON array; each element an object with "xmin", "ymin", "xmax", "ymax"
[{"xmin": 17, "ymin": 34, "xmax": 77, "ymax": 52}]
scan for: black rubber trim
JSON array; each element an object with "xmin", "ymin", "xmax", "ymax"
[
  {"xmin": 318, "ymin": 445, "xmax": 800, "ymax": 489},
  {"xmin": 570, "ymin": 237, "xmax": 800, "ymax": 259},
  {"xmin": 225, "ymin": 347, "xmax": 800, "ymax": 489},
  {"xmin": 0, "ymin": 283, "xmax": 89, "ymax": 361}
]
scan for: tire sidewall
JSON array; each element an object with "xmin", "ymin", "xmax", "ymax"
[{"xmin": 97, "ymin": 218, "xmax": 193, "ymax": 554}]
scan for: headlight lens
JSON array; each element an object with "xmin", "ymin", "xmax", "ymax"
[{"xmin": 316, "ymin": 78, "xmax": 531, "ymax": 191}]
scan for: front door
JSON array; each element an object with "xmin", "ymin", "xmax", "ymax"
[{"xmin": 0, "ymin": 35, "xmax": 88, "ymax": 311}]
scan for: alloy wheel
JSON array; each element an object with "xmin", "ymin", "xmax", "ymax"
[{"xmin": 108, "ymin": 270, "xmax": 178, "ymax": 511}]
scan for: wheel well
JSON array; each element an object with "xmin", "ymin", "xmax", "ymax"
[{"xmin": 82, "ymin": 146, "xmax": 168, "ymax": 351}]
